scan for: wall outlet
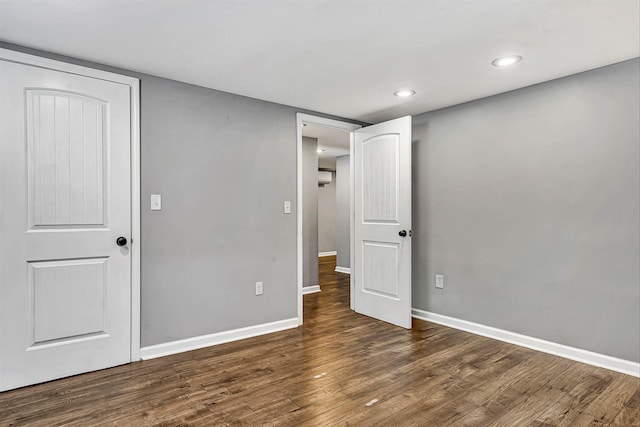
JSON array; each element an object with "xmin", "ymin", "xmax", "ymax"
[
  {"xmin": 435, "ymin": 274, "xmax": 444, "ymax": 289},
  {"xmin": 255, "ymin": 281, "xmax": 263, "ymax": 295}
]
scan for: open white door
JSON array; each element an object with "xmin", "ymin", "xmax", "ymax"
[
  {"xmin": 0, "ymin": 53, "xmax": 136, "ymax": 391},
  {"xmin": 353, "ymin": 116, "xmax": 412, "ymax": 328}
]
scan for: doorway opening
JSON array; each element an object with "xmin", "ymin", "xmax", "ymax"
[
  {"xmin": 296, "ymin": 113, "xmax": 413, "ymax": 329},
  {"xmin": 296, "ymin": 114, "xmax": 361, "ymax": 325}
]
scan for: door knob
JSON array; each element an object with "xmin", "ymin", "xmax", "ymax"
[
  {"xmin": 116, "ymin": 237, "xmax": 128, "ymax": 247},
  {"xmin": 399, "ymin": 230, "xmax": 407, "ymax": 237}
]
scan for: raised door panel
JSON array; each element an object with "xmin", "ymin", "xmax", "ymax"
[
  {"xmin": 27, "ymin": 91, "xmax": 107, "ymax": 228},
  {"xmin": 362, "ymin": 241, "xmax": 399, "ymax": 299},
  {"xmin": 29, "ymin": 258, "xmax": 108, "ymax": 346},
  {"xmin": 361, "ymin": 134, "xmax": 399, "ymax": 224}
]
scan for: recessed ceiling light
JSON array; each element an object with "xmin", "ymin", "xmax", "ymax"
[
  {"xmin": 394, "ymin": 89, "xmax": 416, "ymax": 97},
  {"xmin": 317, "ymin": 148, "xmax": 325, "ymax": 153},
  {"xmin": 492, "ymin": 55, "xmax": 523, "ymax": 67}
]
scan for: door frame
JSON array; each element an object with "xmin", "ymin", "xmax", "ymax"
[
  {"xmin": 296, "ymin": 113, "xmax": 361, "ymax": 325},
  {"xmin": 0, "ymin": 47, "xmax": 142, "ymax": 361}
]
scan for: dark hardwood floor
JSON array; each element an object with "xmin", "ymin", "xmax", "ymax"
[{"xmin": 1, "ymin": 255, "xmax": 638, "ymax": 426}]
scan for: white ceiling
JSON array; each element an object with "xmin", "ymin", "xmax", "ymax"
[
  {"xmin": 302, "ymin": 124, "xmax": 351, "ymax": 159},
  {"xmin": 1, "ymin": 1, "xmax": 638, "ymax": 123}
]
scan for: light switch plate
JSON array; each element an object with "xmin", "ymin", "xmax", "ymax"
[
  {"xmin": 283, "ymin": 200, "xmax": 291, "ymax": 214},
  {"xmin": 151, "ymin": 194, "xmax": 162, "ymax": 211}
]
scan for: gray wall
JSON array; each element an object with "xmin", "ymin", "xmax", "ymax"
[
  {"xmin": 141, "ymin": 77, "xmax": 300, "ymax": 345},
  {"xmin": 412, "ymin": 59, "xmax": 640, "ymax": 362},
  {"xmin": 318, "ymin": 171, "xmax": 336, "ymax": 253},
  {"xmin": 302, "ymin": 137, "xmax": 319, "ymax": 288},
  {"xmin": 0, "ymin": 42, "xmax": 365, "ymax": 347},
  {"xmin": 336, "ymin": 155, "xmax": 351, "ymax": 269},
  {"xmin": 318, "ymin": 157, "xmax": 337, "ymax": 169},
  {"xmin": 3, "ymin": 42, "xmax": 637, "ymax": 363}
]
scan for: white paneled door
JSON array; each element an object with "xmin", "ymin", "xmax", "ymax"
[
  {"xmin": 354, "ymin": 116, "xmax": 412, "ymax": 328},
  {"xmin": 0, "ymin": 56, "xmax": 134, "ymax": 391}
]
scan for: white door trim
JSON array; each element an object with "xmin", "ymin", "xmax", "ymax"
[
  {"xmin": 0, "ymin": 47, "xmax": 142, "ymax": 361},
  {"xmin": 296, "ymin": 113, "xmax": 361, "ymax": 325}
]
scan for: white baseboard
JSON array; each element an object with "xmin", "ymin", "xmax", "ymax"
[
  {"xmin": 335, "ymin": 266, "xmax": 351, "ymax": 274},
  {"xmin": 302, "ymin": 285, "xmax": 321, "ymax": 295},
  {"xmin": 140, "ymin": 318, "xmax": 299, "ymax": 360},
  {"xmin": 318, "ymin": 251, "xmax": 337, "ymax": 257},
  {"xmin": 411, "ymin": 309, "xmax": 639, "ymax": 378}
]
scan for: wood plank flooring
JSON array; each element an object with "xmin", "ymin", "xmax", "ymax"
[{"xmin": 1, "ymin": 255, "xmax": 638, "ymax": 426}]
